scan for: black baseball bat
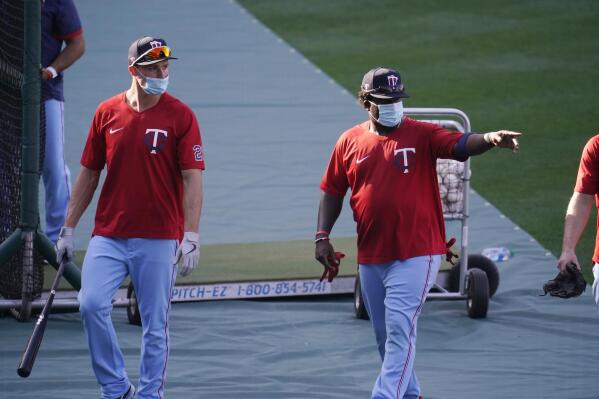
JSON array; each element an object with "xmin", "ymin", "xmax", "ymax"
[{"xmin": 17, "ymin": 259, "xmax": 66, "ymax": 378}]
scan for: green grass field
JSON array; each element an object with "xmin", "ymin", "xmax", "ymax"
[
  {"xmin": 48, "ymin": 239, "xmax": 359, "ymax": 290},
  {"xmin": 48, "ymin": 238, "xmax": 360, "ymax": 290},
  {"xmin": 238, "ymin": 0, "xmax": 599, "ymax": 279}
]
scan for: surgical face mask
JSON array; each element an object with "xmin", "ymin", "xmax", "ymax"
[
  {"xmin": 138, "ymin": 70, "xmax": 169, "ymax": 95},
  {"xmin": 370, "ymin": 101, "xmax": 404, "ymax": 127}
]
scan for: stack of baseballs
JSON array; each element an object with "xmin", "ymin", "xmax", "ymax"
[{"xmin": 436, "ymin": 159, "xmax": 466, "ymax": 215}]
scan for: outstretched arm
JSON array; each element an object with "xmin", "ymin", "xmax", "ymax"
[
  {"xmin": 558, "ymin": 192, "xmax": 594, "ymax": 271},
  {"xmin": 464, "ymin": 130, "xmax": 522, "ymax": 156},
  {"xmin": 315, "ymin": 191, "xmax": 344, "ymax": 268}
]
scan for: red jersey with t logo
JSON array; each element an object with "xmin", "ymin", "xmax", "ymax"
[
  {"xmin": 81, "ymin": 92, "xmax": 205, "ymax": 240},
  {"xmin": 574, "ymin": 134, "xmax": 599, "ymax": 263},
  {"xmin": 320, "ymin": 118, "xmax": 467, "ymax": 264}
]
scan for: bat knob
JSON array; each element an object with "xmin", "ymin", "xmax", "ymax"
[{"xmin": 17, "ymin": 367, "xmax": 31, "ymax": 378}]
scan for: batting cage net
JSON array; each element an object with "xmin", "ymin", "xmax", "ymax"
[{"xmin": 0, "ymin": 0, "xmax": 45, "ymax": 299}]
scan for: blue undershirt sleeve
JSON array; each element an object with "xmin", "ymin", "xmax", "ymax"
[{"xmin": 453, "ymin": 132, "xmax": 476, "ymax": 160}]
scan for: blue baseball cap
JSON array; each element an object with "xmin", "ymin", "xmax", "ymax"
[
  {"xmin": 128, "ymin": 36, "xmax": 178, "ymax": 67},
  {"xmin": 361, "ymin": 67, "xmax": 409, "ymax": 100}
]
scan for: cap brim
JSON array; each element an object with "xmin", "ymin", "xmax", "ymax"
[
  {"xmin": 369, "ymin": 91, "xmax": 409, "ymax": 100},
  {"xmin": 135, "ymin": 56, "xmax": 178, "ymax": 66}
]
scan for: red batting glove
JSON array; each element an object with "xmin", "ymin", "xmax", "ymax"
[
  {"xmin": 320, "ymin": 252, "xmax": 345, "ymax": 283},
  {"xmin": 445, "ymin": 237, "xmax": 459, "ymax": 266}
]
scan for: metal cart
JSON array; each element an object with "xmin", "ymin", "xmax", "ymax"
[{"xmin": 353, "ymin": 108, "xmax": 499, "ymax": 320}]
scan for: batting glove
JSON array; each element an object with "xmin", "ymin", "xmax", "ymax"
[
  {"xmin": 55, "ymin": 227, "xmax": 74, "ymax": 263},
  {"xmin": 175, "ymin": 232, "xmax": 200, "ymax": 277},
  {"xmin": 320, "ymin": 252, "xmax": 345, "ymax": 283}
]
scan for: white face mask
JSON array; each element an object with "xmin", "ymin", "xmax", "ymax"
[
  {"xmin": 370, "ymin": 101, "xmax": 404, "ymax": 127},
  {"xmin": 141, "ymin": 75, "xmax": 169, "ymax": 95},
  {"xmin": 136, "ymin": 68, "xmax": 169, "ymax": 95}
]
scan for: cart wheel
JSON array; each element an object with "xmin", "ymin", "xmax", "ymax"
[
  {"xmin": 354, "ymin": 272, "xmax": 369, "ymax": 320},
  {"xmin": 126, "ymin": 282, "xmax": 142, "ymax": 326},
  {"xmin": 450, "ymin": 254, "xmax": 499, "ymax": 297},
  {"xmin": 466, "ymin": 268, "xmax": 489, "ymax": 319}
]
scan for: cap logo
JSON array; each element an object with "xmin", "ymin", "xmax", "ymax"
[
  {"xmin": 387, "ymin": 75, "xmax": 398, "ymax": 88},
  {"xmin": 149, "ymin": 40, "xmax": 162, "ymax": 48}
]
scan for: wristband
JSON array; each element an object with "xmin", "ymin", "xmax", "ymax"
[
  {"xmin": 315, "ymin": 230, "xmax": 330, "ymax": 243},
  {"xmin": 483, "ymin": 133, "xmax": 495, "ymax": 146},
  {"xmin": 314, "ymin": 236, "xmax": 330, "ymax": 244},
  {"xmin": 45, "ymin": 66, "xmax": 58, "ymax": 79}
]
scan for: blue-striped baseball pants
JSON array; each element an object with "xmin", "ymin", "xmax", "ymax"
[
  {"xmin": 79, "ymin": 236, "xmax": 178, "ymax": 399},
  {"xmin": 43, "ymin": 99, "xmax": 71, "ymax": 243},
  {"xmin": 359, "ymin": 255, "xmax": 441, "ymax": 399}
]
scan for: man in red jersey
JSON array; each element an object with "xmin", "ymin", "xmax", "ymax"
[
  {"xmin": 56, "ymin": 37, "xmax": 204, "ymax": 399},
  {"xmin": 557, "ymin": 135, "xmax": 598, "ymax": 309},
  {"xmin": 315, "ymin": 67, "xmax": 521, "ymax": 399}
]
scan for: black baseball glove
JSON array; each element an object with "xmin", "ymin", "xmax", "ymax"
[{"xmin": 542, "ymin": 263, "xmax": 587, "ymax": 298}]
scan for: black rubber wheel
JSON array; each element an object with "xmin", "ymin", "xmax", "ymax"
[
  {"xmin": 450, "ymin": 254, "xmax": 499, "ymax": 297},
  {"xmin": 126, "ymin": 282, "xmax": 142, "ymax": 326},
  {"xmin": 354, "ymin": 272, "xmax": 369, "ymax": 320},
  {"xmin": 466, "ymin": 268, "xmax": 489, "ymax": 319}
]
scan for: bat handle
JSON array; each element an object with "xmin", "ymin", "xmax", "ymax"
[{"xmin": 16, "ymin": 259, "xmax": 65, "ymax": 378}]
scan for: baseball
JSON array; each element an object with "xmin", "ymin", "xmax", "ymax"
[
  {"xmin": 439, "ymin": 184, "xmax": 448, "ymax": 199},
  {"xmin": 447, "ymin": 201, "xmax": 461, "ymax": 213},
  {"xmin": 436, "ymin": 162, "xmax": 448, "ymax": 177},
  {"xmin": 443, "ymin": 173, "xmax": 460, "ymax": 190},
  {"xmin": 447, "ymin": 188, "xmax": 462, "ymax": 203}
]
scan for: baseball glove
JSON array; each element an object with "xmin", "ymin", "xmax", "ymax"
[{"xmin": 542, "ymin": 263, "xmax": 586, "ymax": 298}]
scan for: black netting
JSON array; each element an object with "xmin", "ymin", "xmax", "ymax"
[{"xmin": 0, "ymin": 0, "xmax": 44, "ymax": 299}]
